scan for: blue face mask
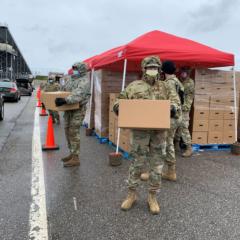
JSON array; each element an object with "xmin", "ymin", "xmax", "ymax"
[{"xmin": 73, "ymin": 70, "xmax": 79, "ymax": 75}]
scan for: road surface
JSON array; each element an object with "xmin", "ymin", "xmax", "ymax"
[{"xmin": 0, "ymin": 94, "xmax": 240, "ymax": 240}]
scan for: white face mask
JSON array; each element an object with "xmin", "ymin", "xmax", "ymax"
[
  {"xmin": 146, "ymin": 69, "xmax": 159, "ymax": 77},
  {"xmin": 73, "ymin": 70, "xmax": 79, "ymax": 75}
]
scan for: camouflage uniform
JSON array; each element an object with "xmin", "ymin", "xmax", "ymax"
[
  {"xmin": 43, "ymin": 81, "xmax": 60, "ymax": 123},
  {"xmin": 39, "ymin": 82, "xmax": 46, "ymax": 91},
  {"xmin": 175, "ymin": 77, "xmax": 194, "ymax": 145},
  {"xmin": 164, "ymin": 75, "xmax": 184, "ymax": 166},
  {"xmin": 115, "ymin": 77, "xmax": 180, "ymax": 192},
  {"xmin": 61, "ymin": 63, "xmax": 91, "ymax": 157}
]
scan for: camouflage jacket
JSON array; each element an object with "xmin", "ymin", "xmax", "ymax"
[
  {"xmin": 43, "ymin": 82, "xmax": 60, "ymax": 92},
  {"xmin": 164, "ymin": 75, "xmax": 184, "ymax": 104},
  {"xmin": 61, "ymin": 75, "xmax": 91, "ymax": 106},
  {"xmin": 114, "ymin": 79, "xmax": 181, "ymax": 113},
  {"xmin": 39, "ymin": 82, "xmax": 47, "ymax": 90},
  {"xmin": 181, "ymin": 78, "xmax": 195, "ymax": 112}
]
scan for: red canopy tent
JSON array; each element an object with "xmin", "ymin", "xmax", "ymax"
[
  {"xmin": 68, "ymin": 68, "xmax": 73, "ymax": 75},
  {"xmin": 84, "ymin": 30, "xmax": 237, "ymax": 146},
  {"xmin": 91, "ymin": 30, "xmax": 234, "ymax": 71},
  {"xmin": 84, "ymin": 55, "xmax": 99, "ymax": 68}
]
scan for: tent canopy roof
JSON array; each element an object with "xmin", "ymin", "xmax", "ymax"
[{"xmin": 87, "ymin": 30, "xmax": 234, "ymax": 72}]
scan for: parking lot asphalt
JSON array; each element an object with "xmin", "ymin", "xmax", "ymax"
[{"xmin": 1, "ymin": 95, "xmax": 240, "ymax": 240}]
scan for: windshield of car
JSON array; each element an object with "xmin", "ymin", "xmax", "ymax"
[
  {"xmin": 0, "ymin": 82, "xmax": 16, "ymax": 88},
  {"xmin": 17, "ymin": 82, "xmax": 28, "ymax": 88}
]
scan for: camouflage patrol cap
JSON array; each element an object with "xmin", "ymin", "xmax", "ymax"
[
  {"xmin": 141, "ymin": 56, "xmax": 162, "ymax": 69},
  {"xmin": 72, "ymin": 62, "xmax": 89, "ymax": 75}
]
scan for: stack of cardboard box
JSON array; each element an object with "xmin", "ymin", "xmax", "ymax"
[
  {"xmin": 88, "ymin": 68, "xmax": 240, "ymax": 148},
  {"xmin": 109, "ymin": 93, "xmax": 131, "ymax": 152},
  {"xmin": 94, "ymin": 70, "xmax": 139, "ymax": 138},
  {"xmin": 192, "ymin": 69, "xmax": 239, "ymax": 144}
]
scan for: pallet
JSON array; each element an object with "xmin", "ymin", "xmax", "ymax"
[
  {"xmin": 108, "ymin": 141, "xmax": 131, "ymax": 159},
  {"xmin": 94, "ymin": 133, "xmax": 108, "ymax": 144},
  {"xmin": 192, "ymin": 144, "xmax": 231, "ymax": 152}
]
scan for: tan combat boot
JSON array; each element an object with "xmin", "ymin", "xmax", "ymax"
[
  {"xmin": 161, "ymin": 165, "xmax": 177, "ymax": 181},
  {"xmin": 148, "ymin": 191, "xmax": 160, "ymax": 215},
  {"xmin": 63, "ymin": 155, "xmax": 80, "ymax": 167},
  {"xmin": 174, "ymin": 140, "xmax": 181, "ymax": 153},
  {"xmin": 61, "ymin": 154, "xmax": 72, "ymax": 162},
  {"xmin": 140, "ymin": 172, "xmax": 149, "ymax": 181},
  {"xmin": 182, "ymin": 145, "xmax": 193, "ymax": 157},
  {"xmin": 121, "ymin": 189, "xmax": 137, "ymax": 211}
]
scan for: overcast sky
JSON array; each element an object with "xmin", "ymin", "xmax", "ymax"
[{"xmin": 1, "ymin": 0, "xmax": 240, "ymax": 74}]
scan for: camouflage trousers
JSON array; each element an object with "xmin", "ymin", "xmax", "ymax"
[
  {"xmin": 64, "ymin": 110, "xmax": 82, "ymax": 157},
  {"xmin": 165, "ymin": 117, "xmax": 182, "ymax": 166},
  {"xmin": 128, "ymin": 129, "xmax": 167, "ymax": 192},
  {"xmin": 175, "ymin": 111, "xmax": 191, "ymax": 146},
  {"xmin": 48, "ymin": 110, "xmax": 60, "ymax": 123}
]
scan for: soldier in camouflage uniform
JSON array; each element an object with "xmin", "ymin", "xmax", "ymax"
[
  {"xmin": 113, "ymin": 56, "xmax": 180, "ymax": 214},
  {"xmin": 175, "ymin": 67, "xmax": 195, "ymax": 157},
  {"xmin": 161, "ymin": 61, "xmax": 184, "ymax": 182},
  {"xmin": 39, "ymin": 81, "xmax": 46, "ymax": 91},
  {"xmin": 55, "ymin": 62, "xmax": 91, "ymax": 167},
  {"xmin": 43, "ymin": 78, "xmax": 60, "ymax": 124}
]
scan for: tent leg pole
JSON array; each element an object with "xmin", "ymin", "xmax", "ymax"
[
  {"xmin": 232, "ymin": 67, "xmax": 238, "ymax": 142},
  {"xmin": 116, "ymin": 59, "xmax": 128, "ymax": 154},
  {"xmin": 86, "ymin": 69, "xmax": 94, "ymax": 136}
]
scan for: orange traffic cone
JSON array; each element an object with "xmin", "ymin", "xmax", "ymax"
[
  {"xmin": 42, "ymin": 115, "xmax": 59, "ymax": 151},
  {"xmin": 39, "ymin": 105, "xmax": 48, "ymax": 116},
  {"xmin": 36, "ymin": 88, "xmax": 42, "ymax": 107},
  {"xmin": 37, "ymin": 87, "xmax": 40, "ymax": 98}
]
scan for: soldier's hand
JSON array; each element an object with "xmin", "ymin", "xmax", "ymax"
[
  {"xmin": 55, "ymin": 98, "xmax": 66, "ymax": 106},
  {"xmin": 170, "ymin": 105, "xmax": 177, "ymax": 118},
  {"xmin": 113, "ymin": 104, "xmax": 119, "ymax": 116}
]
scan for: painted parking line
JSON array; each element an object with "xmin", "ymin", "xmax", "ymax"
[{"xmin": 29, "ymin": 108, "xmax": 48, "ymax": 239}]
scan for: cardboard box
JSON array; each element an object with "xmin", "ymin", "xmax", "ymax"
[
  {"xmin": 192, "ymin": 132, "xmax": 208, "ymax": 144},
  {"xmin": 193, "ymin": 108, "xmax": 209, "ymax": 120},
  {"xmin": 41, "ymin": 91, "xmax": 80, "ymax": 111},
  {"xmin": 223, "ymin": 131, "xmax": 235, "ymax": 144},
  {"xmin": 118, "ymin": 100, "xmax": 170, "ymax": 129},
  {"xmin": 210, "ymin": 97, "xmax": 224, "ymax": 106},
  {"xmin": 209, "ymin": 120, "xmax": 223, "ymax": 132},
  {"xmin": 94, "ymin": 70, "xmax": 139, "ymax": 138},
  {"xmin": 224, "ymin": 120, "xmax": 235, "ymax": 131},
  {"xmin": 209, "ymin": 109, "xmax": 224, "ymax": 120},
  {"xmin": 192, "ymin": 120, "xmax": 209, "ymax": 132},
  {"xmin": 208, "ymin": 131, "xmax": 223, "ymax": 144},
  {"xmin": 194, "ymin": 96, "xmax": 210, "ymax": 108},
  {"xmin": 223, "ymin": 109, "xmax": 237, "ymax": 120}
]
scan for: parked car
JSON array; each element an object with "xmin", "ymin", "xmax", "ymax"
[
  {"xmin": 0, "ymin": 93, "xmax": 4, "ymax": 121},
  {"xmin": 17, "ymin": 82, "xmax": 33, "ymax": 96},
  {"xmin": 16, "ymin": 78, "xmax": 33, "ymax": 96},
  {"xmin": 0, "ymin": 78, "xmax": 11, "ymax": 82},
  {"xmin": 0, "ymin": 81, "xmax": 21, "ymax": 102}
]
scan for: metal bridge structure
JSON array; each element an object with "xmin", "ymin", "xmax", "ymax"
[{"xmin": 0, "ymin": 23, "xmax": 31, "ymax": 80}]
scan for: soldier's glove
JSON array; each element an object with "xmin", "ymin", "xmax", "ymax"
[
  {"xmin": 179, "ymin": 90, "xmax": 185, "ymax": 105},
  {"xmin": 170, "ymin": 105, "xmax": 177, "ymax": 118},
  {"xmin": 113, "ymin": 104, "xmax": 119, "ymax": 116},
  {"xmin": 55, "ymin": 98, "xmax": 66, "ymax": 106}
]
